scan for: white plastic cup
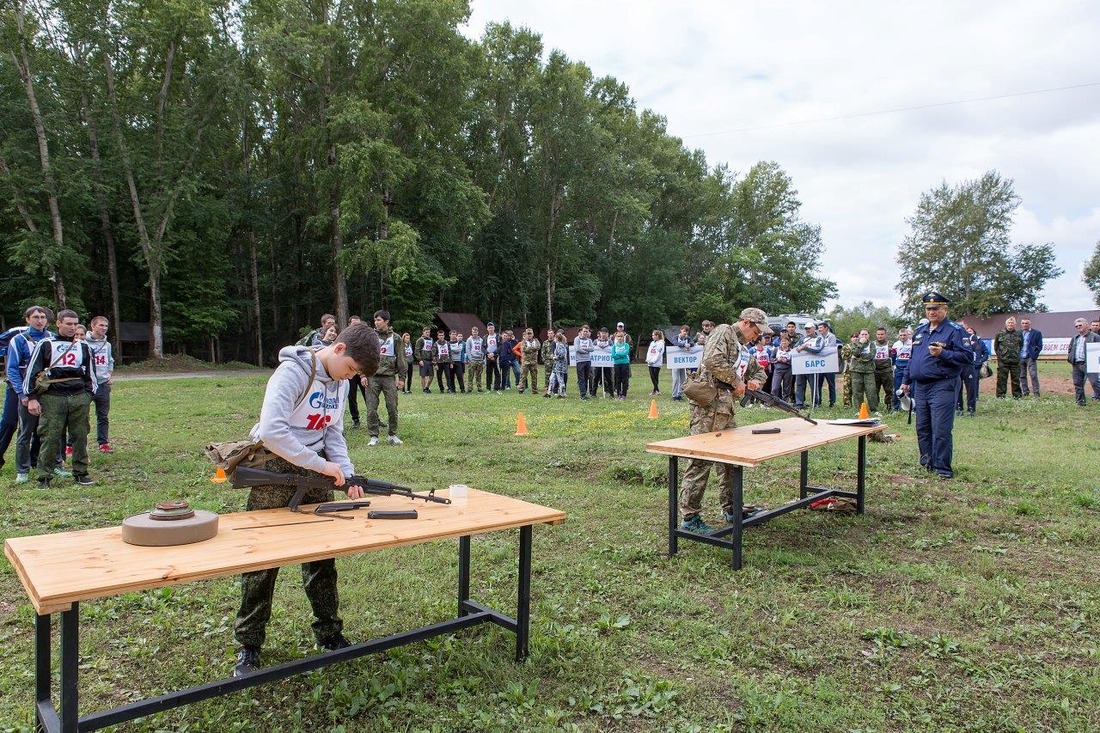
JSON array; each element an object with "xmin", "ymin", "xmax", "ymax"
[{"xmin": 449, "ymin": 484, "xmax": 469, "ymax": 499}]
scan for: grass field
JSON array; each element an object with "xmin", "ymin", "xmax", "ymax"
[{"xmin": 1, "ymin": 362, "xmax": 1097, "ymax": 732}]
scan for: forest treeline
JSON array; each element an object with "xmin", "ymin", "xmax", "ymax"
[{"xmin": 1, "ymin": 0, "xmax": 836, "ymax": 363}]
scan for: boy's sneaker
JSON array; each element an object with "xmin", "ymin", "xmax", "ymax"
[
  {"xmin": 318, "ymin": 633, "xmax": 351, "ymax": 651},
  {"xmin": 54, "ymin": 467, "xmax": 73, "ymax": 479},
  {"xmin": 679, "ymin": 515, "xmax": 713, "ymax": 534},
  {"xmin": 387, "ymin": 435, "xmax": 403, "ymax": 445},
  {"xmin": 15, "ymin": 473, "xmax": 29, "ymax": 484},
  {"xmin": 99, "ymin": 444, "xmax": 114, "ymax": 454},
  {"xmin": 368, "ymin": 436, "xmax": 379, "ymax": 446},
  {"xmin": 75, "ymin": 475, "xmax": 95, "ymax": 486},
  {"xmin": 233, "ymin": 646, "xmax": 261, "ymax": 677}
]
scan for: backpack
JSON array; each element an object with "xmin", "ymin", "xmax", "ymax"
[
  {"xmin": 0, "ymin": 327, "xmax": 28, "ymax": 382},
  {"xmin": 296, "ymin": 329, "xmax": 317, "ymax": 347}
]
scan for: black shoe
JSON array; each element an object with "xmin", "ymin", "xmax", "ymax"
[
  {"xmin": 37, "ymin": 476, "xmax": 51, "ymax": 490},
  {"xmin": 234, "ymin": 646, "xmax": 261, "ymax": 677},
  {"xmin": 74, "ymin": 474, "xmax": 95, "ymax": 486},
  {"xmin": 318, "ymin": 633, "xmax": 351, "ymax": 651},
  {"xmin": 352, "ymin": 421, "xmax": 360, "ymax": 428}
]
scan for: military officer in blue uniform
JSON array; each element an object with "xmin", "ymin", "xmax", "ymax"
[{"xmin": 899, "ymin": 292, "xmax": 971, "ymax": 479}]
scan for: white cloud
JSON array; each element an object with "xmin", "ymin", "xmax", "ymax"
[{"xmin": 464, "ymin": 0, "xmax": 1100, "ymax": 313}]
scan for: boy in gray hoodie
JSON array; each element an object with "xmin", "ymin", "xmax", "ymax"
[{"xmin": 233, "ymin": 323, "xmax": 380, "ymax": 677}]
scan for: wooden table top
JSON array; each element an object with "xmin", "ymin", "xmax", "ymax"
[
  {"xmin": 4, "ymin": 488, "xmax": 566, "ymax": 615},
  {"xmin": 645, "ymin": 417, "xmax": 887, "ymax": 467}
]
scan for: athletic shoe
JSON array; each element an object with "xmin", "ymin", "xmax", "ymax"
[
  {"xmin": 318, "ymin": 633, "xmax": 352, "ymax": 651},
  {"xmin": 15, "ymin": 473, "xmax": 29, "ymax": 484},
  {"xmin": 679, "ymin": 515, "xmax": 713, "ymax": 534},
  {"xmin": 233, "ymin": 646, "xmax": 261, "ymax": 677},
  {"xmin": 54, "ymin": 467, "xmax": 73, "ymax": 478},
  {"xmin": 37, "ymin": 476, "xmax": 51, "ymax": 490},
  {"xmin": 352, "ymin": 421, "xmax": 360, "ymax": 429},
  {"xmin": 368, "ymin": 436, "xmax": 379, "ymax": 446},
  {"xmin": 99, "ymin": 444, "xmax": 114, "ymax": 454},
  {"xmin": 75, "ymin": 475, "xmax": 95, "ymax": 486},
  {"xmin": 65, "ymin": 446, "xmax": 74, "ymax": 458},
  {"xmin": 387, "ymin": 435, "xmax": 403, "ymax": 445}
]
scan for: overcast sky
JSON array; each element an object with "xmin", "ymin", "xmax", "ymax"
[{"xmin": 463, "ymin": 0, "xmax": 1100, "ymax": 315}]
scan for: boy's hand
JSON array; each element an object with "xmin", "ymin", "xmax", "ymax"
[{"xmin": 320, "ymin": 461, "xmax": 346, "ymax": 486}]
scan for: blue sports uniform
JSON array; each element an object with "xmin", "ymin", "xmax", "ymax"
[{"xmin": 903, "ymin": 311, "xmax": 971, "ymax": 478}]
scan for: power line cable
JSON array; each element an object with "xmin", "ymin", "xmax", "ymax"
[{"xmin": 684, "ymin": 81, "xmax": 1100, "ymax": 138}]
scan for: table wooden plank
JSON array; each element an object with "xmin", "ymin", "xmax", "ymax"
[
  {"xmin": 4, "ymin": 488, "xmax": 565, "ymax": 615},
  {"xmin": 644, "ymin": 416, "xmax": 886, "ymax": 467}
]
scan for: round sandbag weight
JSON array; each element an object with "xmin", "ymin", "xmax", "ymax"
[{"xmin": 122, "ymin": 501, "xmax": 219, "ymax": 546}]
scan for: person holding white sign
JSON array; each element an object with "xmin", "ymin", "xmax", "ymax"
[
  {"xmin": 1068, "ymin": 317, "xmax": 1100, "ymax": 406},
  {"xmin": 574, "ymin": 324, "xmax": 594, "ymax": 400}
]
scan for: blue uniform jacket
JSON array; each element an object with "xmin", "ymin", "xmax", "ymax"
[{"xmin": 903, "ymin": 320, "xmax": 971, "ymax": 385}]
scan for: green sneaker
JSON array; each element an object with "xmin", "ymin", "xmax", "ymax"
[
  {"xmin": 723, "ymin": 505, "xmax": 763, "ymax": 524},
  {"xmin": 54, "ymin": 467, "xmax": 74, "ymax": 479},
  {"xmin": 679, "ymin": 514, "xmax": 713, "ymax": 534}
]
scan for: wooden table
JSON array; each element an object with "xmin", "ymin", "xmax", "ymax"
[
  {"xmin": 646, "ymin": 417, "xmax": 885, "ymax": 569},
  {"xmin": 4, "ymin": 488, "xmax": 565, "ymax": 732}
]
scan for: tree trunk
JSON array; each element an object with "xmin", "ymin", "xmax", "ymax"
[
  {"xmin": 12, "ymin": 0, "xmax": 66, "ymax": 307},
  {"xmin": 328, "ymin": 143, "xmax": 348, "ymax": 326},
  {"xmin": 81, "ymin": 91, "xmax": 123, "ymax": 360},
  {"xmin": 248, "ymin": 231, "xmax": 264, "ymax": 365}
]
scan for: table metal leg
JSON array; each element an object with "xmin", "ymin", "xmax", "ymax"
[
  {"xmin": 458, "ymin": 536, "xmax": 471, "ymax": 617},
  {"xmin": 35, "ymin": 613, "xmax": 52, "ymax": 733},
  {"xmin": 857, "ymin": 436, "xmax": 866, "ymax": 514},
  {"xmin": 668, "ymin": 456, "xmax": 679, "ymax": 556},
  {"xmin": 515, "ymin": 525, "xmax": 532, "ymax": 662},
  {"xmin": 60, "ymin": 603, "xmax": 79, "ymax": 732},
  {"xmin": 731, "ymin": 466, "xmax": 744, "ymax": 570},
  {"xmin": 799, "ymin": 450, "xmax": 809, "ymax": 498}
]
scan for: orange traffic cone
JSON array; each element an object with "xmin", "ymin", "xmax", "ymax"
[
  {"xmin": 859, "ymin": 401, "xmax": 870, "ymax": 419},
  {"xmin": 515, "ymin": 412, "xmax": 529, "ymax": 436},
  {"xmin": 648, "ymin": 399, "xmax": 659, "ymax": 419},
  {"xmin": 211, "ymin": 466, "xmax": 227, "ymax": 484}
]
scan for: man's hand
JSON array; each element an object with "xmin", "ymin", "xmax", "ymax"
[
  {"xmin": 899, "ymin": 384, "xmax": 910, "ymax": 395},
  {"xmin": 928, "ymin": 342, "xmax": 944, "ymax": 358},
  {"xmin": 320, "ymin": 461, "xmax": 345, "ymax": 487},
  {"xmin": 27, "ymin": 398, "xmax": 41, "ymax": 417},
  {"xmin": 396, "ymin": 379, "xmax": 405, "ymax": 390}
]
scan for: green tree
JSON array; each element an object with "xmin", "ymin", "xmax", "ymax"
[
  {"xmin": 896, "ymin": 171, "xmax": 1063, "ymax": 319},
  {"xmin": 826, "ymin": 301, "xmax": 908, "ymax": 342},
  {"xmin": 1080, "ymin": 241, "xmax": 1100, "ymax": 307}
]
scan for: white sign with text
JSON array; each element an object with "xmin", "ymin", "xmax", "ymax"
[
  {"xmin": 1088, "ymin": 342, "xmax": 1100, "ymax": 374},
  {"xmin": 791, "ymin": 352, "xmax": 840, "ymax": 375},
  {"xmin": 665, "ymin": 346, "xmax": 701, "ymax": 370}
]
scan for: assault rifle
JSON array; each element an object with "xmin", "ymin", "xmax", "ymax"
[
  {"xmin": 231, "ymin": 466, "xmax": 451, "ymax": 513},
  {"xmin": 740, "ymin": 388, "xmax": 818, "ymax": 426}
]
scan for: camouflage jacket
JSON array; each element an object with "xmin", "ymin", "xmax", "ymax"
[
  {"xmin": 842, "ymin": 341, "xmax": 875, "ymax": 374},
  {"xmin": 993, "ymin": 329, "xmax": 1022, "ymax": 362},
  {"xmin": 698, "ymin": 323, "xmax": 765, "ymax": 390},
  {"xmin": 374, "ymin": 327, "xmax": 406, "ymax": 377},
  {"xmin": 540, "ymin": 338, "xmax": 555, "ymax": 365},
  {"xmin": 521, "ymin": 338, "xmax": 541, "ymax": 365}
]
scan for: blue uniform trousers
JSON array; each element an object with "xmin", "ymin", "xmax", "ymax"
[{"xmin": 913, "ymin": 379, "xmax": 957, "ymax": 478}]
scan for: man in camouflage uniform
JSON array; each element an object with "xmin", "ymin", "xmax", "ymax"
[
  {"xmin": 678, "ymin": 308, "xmax": 772, "ymax": 534},
  {"xmin": 367, "ymin": 310, "xmax": 406, "ymax": 445},
  {"xmin": 844, "ymin": 329, "xmax": 876, "ymax": 412},
  {"xmin": 414, "ymin": 326, "xmax": 434, "ymax": 393},
  {"xmin": 519, "ymin": 328, "xmax": 540, "ymax": 394},
  {"xmin": 872, "ymin": 327, "xmax": 894, "ymax": 412},
  {"xmin": 993, "ymin": 317, "xmax": 1022, "ymax": 398}
]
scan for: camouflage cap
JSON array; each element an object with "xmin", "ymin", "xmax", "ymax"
[{"xmin": 739, "ymin": 307, "xmax": 774, "ymax": 336}]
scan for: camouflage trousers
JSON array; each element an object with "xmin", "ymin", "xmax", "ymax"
[
  {"xmin": 678, "ymin": 391, "xmax": 738, "ymax": 518},
  {"xmin": 37, "ymin": 391, "xmax": 91, "ymax": 481},
  {"xmin": 842, "ymin": 371, "xmax": 852, "ymax": 407},
  {"xmin": 520, "ymin": 364, "xmax": 538, "ymax": 392},
  {"xmin": 467, "ymin": 361, "xmax": 484, "ymax": 391},
  {"xmin": 366, "ymin": 374, "xmax": 399, "ymax": 438},
  {"xmin": 850, "ymin": 370, "xmax": 876, "ymax": 412},
  {"xmin": 874, "ymin": 368, "xmax": 894, "ymax": 412},
  {"xmin": 234, "ymin": 455, "xmax": 341, "ymax": 648}
]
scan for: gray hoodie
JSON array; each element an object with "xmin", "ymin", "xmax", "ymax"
[
  {"xmin": 250, "ymin": 346, "xmax": 353, "ymax": 476},
  {"xmin": 85, "ymin": 335, "xmax": 114, "ymax": 383}
]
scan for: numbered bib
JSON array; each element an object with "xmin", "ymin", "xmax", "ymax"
[
  {"xmin": 875, "ymin": 345, "xmax": 890, "ymax": 360},
  {"xmin": 52, "ymin": 341, "xmax": 86, "ymax": 369},
  {"xmin": 380, "ymin": 336, "xmax": 395, "ymax": 357}
]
